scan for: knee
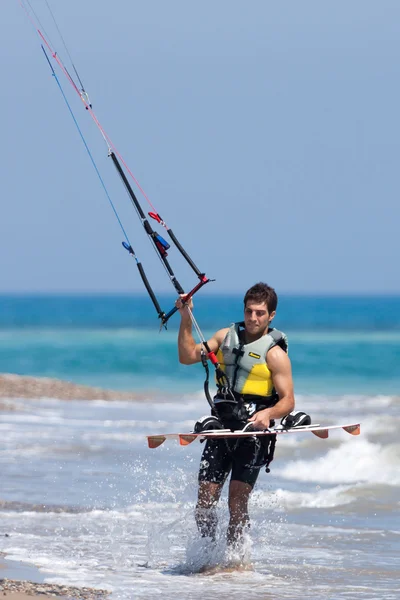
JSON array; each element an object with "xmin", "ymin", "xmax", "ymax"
[
  {"xmin": 197, "ymin": 493, "xmax": 218, "ymax": 510},
  {"xmin": 197, "ymin": 482, "xmax": 221, "ymax": 509},
  {"xmin": 228, "ymin": 482, "xmax": 252, "ymax": 513},
  {"xmin": 228, "ymin": 492, "xmax": 247, "ymax": 513}
]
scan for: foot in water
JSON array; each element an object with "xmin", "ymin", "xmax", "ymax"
[
  {"xmin": 184, "ymin": 533, "xmax": 222, "ymax": 574},
  {"xmin": 195, "ymin": 532, "xmax": 253, "ymax": 575},
  {"xmin": 198, "ymin": 561, "xmax": 254, "ymax": 575}
]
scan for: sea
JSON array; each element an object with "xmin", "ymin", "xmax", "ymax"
[{"xmin": 0, "ymin": 294, "xmax": 399, "ymax": 600}]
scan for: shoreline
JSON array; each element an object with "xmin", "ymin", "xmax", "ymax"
[
  {"xmin": 0, "ymin": 373, "xmax": 143, "ymax": 598},
  {"xmin": 0, "ymin": 373, "xmax": 141, "ymax": 402},
  {"xmin": 0, "ymin": 370, "xmax": 118, "ymax": 599},
  {"xmin": 0, "ymin": 556, "xmax": 110, "ymax": 599}
]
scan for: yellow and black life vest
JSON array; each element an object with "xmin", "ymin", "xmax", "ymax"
[{"xmin": 215, "ymin": 321, "xmax": 288, "ymax": 405}]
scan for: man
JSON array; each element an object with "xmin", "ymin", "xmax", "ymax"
[{"xmin": 176, "ymin": 282, "xmax": 295, "ymax": 546}]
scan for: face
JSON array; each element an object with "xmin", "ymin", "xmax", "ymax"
[{"xmin": 244, "ymin": 301, "xmax": 275, "ymax": 337}]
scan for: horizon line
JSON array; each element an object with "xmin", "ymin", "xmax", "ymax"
[{"xmin": 0, "ymin": 291, "xmax": 399, "ymax": 298}]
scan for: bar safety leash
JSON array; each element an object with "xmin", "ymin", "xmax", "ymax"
[{"xmin": 184, "ymin": 304, "xmax": 235, "ymax": 409}]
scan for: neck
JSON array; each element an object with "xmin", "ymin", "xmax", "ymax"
[{"xmin": 244, "ymin": 325, "xmax": 270, "ymax": 344}]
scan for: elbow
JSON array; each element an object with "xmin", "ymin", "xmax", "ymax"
[
  {"xmin": 179, "ymin": 354, "xmax": 194, "ymax": 365},
  {"xmin": 278, "ymin": 395, "xmax": 294, "ymax": 416},
  {"xmin": 287, "ymin": 395, "xmax": 295, "ymax": 413}
]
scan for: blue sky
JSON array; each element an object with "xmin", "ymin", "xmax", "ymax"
[{"xmin": 1, "ymin": 1, "xmax": 399, "ymax": 294}]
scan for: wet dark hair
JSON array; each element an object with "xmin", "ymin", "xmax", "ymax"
[{"xmin": 243, "ymin": 282, "xmax": 278, "ymax": 313}]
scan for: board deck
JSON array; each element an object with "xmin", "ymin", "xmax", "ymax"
[{"xmin": 147, "ymin": 423, "xmax": 361, "ymax": 448}]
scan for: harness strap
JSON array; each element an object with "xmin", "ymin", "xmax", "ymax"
[
  {"xmin": 264, "ymin": 434, "xmax": 277, "ymax": 473},
  {"xmin": 231, "ymin": 328, "xmax": 245, "ymax": 392}
]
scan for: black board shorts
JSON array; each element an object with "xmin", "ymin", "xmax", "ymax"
[{"xmin": 198, "ymin": 436, "xmax": 271, "ymax": 488}]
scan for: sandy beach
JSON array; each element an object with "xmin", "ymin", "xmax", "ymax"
[
  {"xmin": 0, "ymin": 554, "xmax": 110, "ymax": 600},
  {"xmin": 0, "ymin": 578, "xmax": 109, "ymax": 599},
  {"xmin": 0, "ymin": 373, "xmax": 140, "ymax": 402}
]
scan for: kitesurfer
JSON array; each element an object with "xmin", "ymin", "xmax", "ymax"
[{"xmin": 176, "ymin": 282, "xmax": 295, "ymax": 545}]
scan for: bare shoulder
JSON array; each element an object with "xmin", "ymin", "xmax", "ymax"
[
  {"xmin": 205, "ymin": 327, "xmax": 229, "ymax": 354},
  {"xmin": 266, "ymin": 345, "xmax": 291, "ymax": 370},
  {"xmin": 213, "ymin": 327, "xmax": 229, "ymax": 345}
]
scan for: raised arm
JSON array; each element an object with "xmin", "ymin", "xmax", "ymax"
[
  {"xmin": 249, "ymin": 345, "xmax": 295, "ymax": 429},
  {"xmin": 176, "ymin": 297, "xmax": 228, "ymax": 365}
]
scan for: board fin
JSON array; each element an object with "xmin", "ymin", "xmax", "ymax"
[
  {"xmin": 343, "ymin": 424, "xmax": 360, "ymax": 435},
  {"xmin": 311, "ymin": 429, "xmax": 329, "ymax": 439},
  {"xmin": 147, "ymin": 435, "xmax": 166, "ymax": 449},
  {"xmin": 179, "ymin": 434, "xmax": 197, "ymax": 446}
]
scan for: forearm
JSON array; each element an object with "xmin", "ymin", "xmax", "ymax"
[
  {"xmin": 178, "ymin": 316, "xmax": 198, "ymax": 364},
  {"xmin": 249, "ymin": 393, "xmax": 295, "ymax": 429},
  {"xmin": 266, "ymin": 394, "xmax": 295, "ymax": 420}
]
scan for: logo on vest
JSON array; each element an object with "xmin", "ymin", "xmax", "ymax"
[{"xmin": 248, "ymin": 352, "xmax": 261, "ymax": 359}]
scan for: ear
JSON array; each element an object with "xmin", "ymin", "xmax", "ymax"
[{"xmin": 269, "ymin": 311, "xmax": 276, "ymax": 322}]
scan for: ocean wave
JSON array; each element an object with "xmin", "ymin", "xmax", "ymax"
[
  {"xmin": 253, "ymin": 485, "xmax": 355, "ymax": 510},
  {"xmin": 253, "ymin": 481, "xmax": 400, "ymax": 514},
  {"xmin": 279, "ymin": 438, "xmax": 400, "ymax": 486},
  {"xmin": 294, "ymin": 393, "xmax": 400, "ymax": 414}
]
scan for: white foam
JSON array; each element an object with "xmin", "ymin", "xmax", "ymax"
[
  {"xmin": 293, "ymin": 393, "xmax": 399, "ymax": 415},
  {"xmin": 252, "ymin": 485, "xmax": 355, "ymax": 510},
  {"xmin": 361, "ymin": 415, "xmax": 400, "ymax": 437},
  {"xmin": 279, "ymin": 438, "xmax": 400, "ymax": 486}
]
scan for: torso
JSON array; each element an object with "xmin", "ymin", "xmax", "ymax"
[{"xmin": 216, "ymin": 322, "xmax": 287, "ymax": 399}]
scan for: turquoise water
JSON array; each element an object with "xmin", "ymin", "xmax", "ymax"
[
  {"xmin": 1, "ymin": 294, "xmax": 399, "ymax": 330},
  {"xmin": 0, "ymin": 294, "xmax": 399, "ymax": 395},
  {"xmin": 1, "ymin": 295, "xmax": 399, "ymax": 599}
]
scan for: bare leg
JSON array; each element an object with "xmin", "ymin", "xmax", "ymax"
[
  {"xmin": 227, "ymin": 480, "xmax": 252, "ymax": 545},
  {"xmin": 195, "ymin": 481, "xmax": 223, "ymax": 540}
]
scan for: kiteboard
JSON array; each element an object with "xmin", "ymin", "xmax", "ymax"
[{"xmin": 147, "ymin": 422, "xmax": 360, "ymax": 448}]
